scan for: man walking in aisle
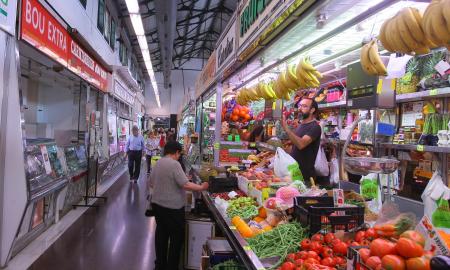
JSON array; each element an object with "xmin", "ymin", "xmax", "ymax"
[
  {"xmin": 281, "ymin": 98, "xmax": 322, "ymax": 184},
  {"xmin": 126, "ymin": 125, "xmax": 145, "ymax": 182},
  {"xmin": 149, "ymin": 141, "xmax": 209, "ymax": 270}
]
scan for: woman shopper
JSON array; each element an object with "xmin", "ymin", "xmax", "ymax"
[
  {"xmin": 145, "ymin": 131, "xmax": 160, "ymax": 174},
  {"xmin": 149, "ymin": 141, "xmax": 208, "ymax": 270}
]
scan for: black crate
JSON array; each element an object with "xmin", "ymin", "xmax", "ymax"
[
  {"xmin": 208, "ymin": 176, "xmax": 238, "ymax": 193},
  {"xmin": 294, "ymin": 196, "xmax": 334, "ymax": 208},
  {"xmin": 294, "ymin": 204, "xmax": 365, "ymax": 235}
]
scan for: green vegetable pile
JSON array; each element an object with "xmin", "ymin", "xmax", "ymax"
[
  {"xmin": 247, "ymin": 222, "xmax": 308, "ymax": 269},
  {"xmin": 212, "ymin": 260, "xmax": 243, "ymax": 270},
  {"xmin": 423, "ymin": 113, "xmax": 449, "ymax": 135},
  {"xmin": 226, "ymin": 197, "xmax": 258, "ymax": 220}
]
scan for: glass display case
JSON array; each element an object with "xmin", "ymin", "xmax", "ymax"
[
  {"xmin": 63, "ymin": 144, "xmax": 87, "ymax": 176},
  {"xmin": 118, "ymin": 118, "xmax": 131, "ymax": 152},
  {"xmin": 24, "ymin": 140, "xmax": 67, "ymax": 198},
  {"xmin": 200, "ymin": 92, "xmax": 216, "ymax": 163}
]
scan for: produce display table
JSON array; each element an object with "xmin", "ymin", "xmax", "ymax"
[{"xmin": 201, "ymin": 191, "xmax": 266, "ymax": 270}]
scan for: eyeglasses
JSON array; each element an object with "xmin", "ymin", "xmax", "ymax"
[{"xmin": 298, "ymin": 104, "xmax": 311, "ymax": 109}]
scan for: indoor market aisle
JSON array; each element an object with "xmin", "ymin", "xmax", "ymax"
[{"xmin": 28, "ymin": 171, "xmax": 156, "ymax": 270}]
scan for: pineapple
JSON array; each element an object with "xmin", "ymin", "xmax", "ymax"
[{"xmin": 398, "ymin": 57, "xmax": 420, "ymax": 94}]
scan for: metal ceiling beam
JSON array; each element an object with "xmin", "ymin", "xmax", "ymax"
[{"xmin": 177, "ymin": 0, "xmax": 199, "ymax": 67}]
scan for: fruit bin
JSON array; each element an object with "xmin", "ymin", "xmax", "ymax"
[{"xmin": 294, "ymin": 204, "xmax": 365, "ymax": 235}]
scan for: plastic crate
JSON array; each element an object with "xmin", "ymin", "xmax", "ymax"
[
  {"xmin": 294, "ymin": 196, "xmax": 334, "ymax": 208},
  {"xmin": 210, "ymin": 265, "xmax": 246, "ymax": 270},
  {"xmin": 294, "ymin": 204, "xmax": 365, "ymax": 235},
  {"xmin": 208, "ymin": 176, "xmax": 238, "ymax": 193}
]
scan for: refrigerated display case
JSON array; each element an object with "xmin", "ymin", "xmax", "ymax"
[
  {"xmin": 200, "ymin": 92, "xmax": 217, "ymax": 163},
  {"xmin": 63, "ymin": 144, "xmax": 87, "ymax": 177}
]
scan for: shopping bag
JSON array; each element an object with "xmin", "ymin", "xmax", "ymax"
[
  {"xmin": 422, "ymin": 171, "xmax": 447, "ymax": 219},
  {"xmin": 145, "ymin": 190, "xmax": 154, "ymax": 217},
  {"xmin": 432, "ymin": 196, "xmax": 450, "ymax": 228},
  {"xmin": 274, "ymin": 147, "xmax": 303, "ymax": 181},
  {"xmin": 314, "ymin": 146, "xmax": 329, "ymax": 176},
  {"xmin": 360, "ymin": 173, "xmax": 382, "ymax": 214},
  {"xmin": 329, "ymin": 158, "xmax": 339, "ymax": 185}
]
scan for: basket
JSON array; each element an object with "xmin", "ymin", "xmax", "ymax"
[{"xmin": 294, "ymin": 204, "xmax": 365, "ymax": 235}]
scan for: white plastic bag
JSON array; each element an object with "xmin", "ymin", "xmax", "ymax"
[
  {"xmin": 274, "ymin": 147, "xmax": 303, "ymax": 181},
  {"xmin": 329, "ymin": 158, "xmax": 339, "ymax": 185},
  {"xmin": 421, "ymin": 171, "xmax": 450, "ymax": 219},
  {"xmin": 315, "ymin": 146, "xmax": 329, "ymax": 176}
]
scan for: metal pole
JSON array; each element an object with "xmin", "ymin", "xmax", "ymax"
[{"xmin": 214, "ymin": 83, "xmax": 223, "ymax": 167}]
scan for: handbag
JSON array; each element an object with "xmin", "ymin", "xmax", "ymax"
[{"xmin": 145, "ymin": 191, "xmax": 154, "ymax": 217}]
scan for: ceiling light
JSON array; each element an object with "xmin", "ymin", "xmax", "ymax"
[
  {"xmin": 130, "ymin": 15, "xmax": 145, "ymax": 36},
  {"xmin": 125, "ymin": 0, "xmax": 140, "ymax": 13}
]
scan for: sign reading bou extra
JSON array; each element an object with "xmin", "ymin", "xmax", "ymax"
[
  {"xmin": 21, "ymin": 0, "xmax": 109, "ymax": 92},
  {"xmin": 216, "ymin": 18, "xmax": 236, "ymax": 72}
]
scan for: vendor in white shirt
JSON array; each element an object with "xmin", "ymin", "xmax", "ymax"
[{"xmin": 145, "ymin": 131, "xmax": 160, "ymax": 174}]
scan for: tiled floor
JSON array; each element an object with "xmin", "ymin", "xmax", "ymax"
[{"xmin": 27, "ymin": 172, "xmax": 156, "ymax": 270}]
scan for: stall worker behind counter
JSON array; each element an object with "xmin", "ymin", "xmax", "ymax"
[
  {"xmin": 247, "ymin": 125, "xmax": 265, "ymax": 153},
  {"xmin": 281, "ymin": 98, "xmax": 322, "ymax": 185}
]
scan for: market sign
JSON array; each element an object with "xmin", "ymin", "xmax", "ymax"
[
  {"xmin": 20, "ymin": 0, "xmax": 109, "ymax": 92},
  {"xmin": 239, "ymin": 0, "xmax": 272, "ymax": 38},
  {"xmin": 114, "ymin": 79, "xmax": 135, "ymax": 105},
  {"xmin": 216, "ymin": 17, "xmax": 236, "ymax": 73},
  {"xmin": 195, "ymin": 50, "xmax": 216, "ymax": 98},
  {"xmin": 0, "ymin": 0, "xmax": 17, "ymax": 36}
]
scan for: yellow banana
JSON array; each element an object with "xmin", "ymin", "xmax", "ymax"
[
  {"xmin": 282, "ymin": 91, "xmax": 291, "ymax": 101},
  {"xmin": 273, "ymin": 78, "xmax": 282, "ymax": 99},
  {"xmin": 368, "ymin": 40, "xmax": 387, "ymax": 76},
  {"xmin": 403, "ymin": 7, "xmax": 427, "ymax": 44},
  {"xmin": 312, "ymin": 70, "xmax": 323, "ymax": 79},
  {"xmin": 392, "ymin": 16, "xmax": 414, "ymax": 53},
  {"xmin": 442, "ymin": 0, "xmax": 450, "ymax": 36},
  {"xmin": 379, "ymin": 19, "xmax": 395, "ymax": 52},
  {"xmin": 397, "ymin": 9, "xmax": 422, "ymax": 50},
  {"xmin": 306, "ymin": 70, "xmax": 320, "ymax": 86},
  {"xmin": 287, "ymin": 65, "xmax": 300, "ymax": 88},
  {"xmin": 422, "ymin": 1, "xmax": 445, "ymax": 46},
  {"xmin": 300, "ymin": 57, "xmax": 315, "ymax": 72},
  {"xmin": 266, "ymin": 83, "xmax": 277, "ymax": 99},
  {"xmin": 360, "ymin": 42, "xmax": 378, "ymax": 75},
  {"xmin": 430, "ymin": 3, "xmax": 450, "ymax": 44},
  {"xmin": 281, "ymin": 71, "xmax": 297, "ymax": 90}
]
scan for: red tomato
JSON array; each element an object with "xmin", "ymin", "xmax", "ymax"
[
  {"xmin": 366, "ymin": 256, "xmax": 382, "ymax": 269},
  {"xmin": 280, "ymin": 262, "xmax": 296, "ymax": 270},
  {"xmin": 355, "ymin": 231, "xmax": 366, "ymax": 242},
  {"xmin": 350, "ymin": 241, "xmax": 360, "ymax": 247},
  {"xmin": 298, "ymin": 251, "xmax": 309, "ymax": 259},
  {"xmin": 286, "ymin": 253, "xmax": 297, "ymax": 262},
  {"xmin": 333, "ymin": 242, "xmax": 348, "ymax": 256},
  {"xmin": 331, "ymin": 238, "xmax": 342, "ymax": 247},
  {"xmin": 359, "ymin": 248, "xmax": 370, "ymax": 263},
  {"xmin": 360, "ymin": 239, "xmax": 371, "ymax": 246},
  {"xmin": 400, "ymin": 230, "xmax": 425, "ymax": 247},
  {"xmin": 310, "ymin": 241, "xmax": 323, "ymax": 253},
  {"xmin": 311, "ymin": 233, "xmax": 324, "ymax": 243},
  {"xmin": 381, "ymin": 255, "xmax": 406, "ymax": 270},
  {"xmin": 405, "ymin": 257, "xmax": 430, "ymax": 270},
  {"xmin": 321, "ymin": 257, "xmax": 336, "ymax": 267},
  {"xmin": 365, "ymin": 228, "xmax": 378, "ymax": 239},
  {"xmin": 304, "ymin": 258, "xmax": 320, "ymax": 265},
  {"xmin": 300, "ymin": 239, "xmax": 311, "ymax": 250},
  {"xmin": 396, "ymin": 238, "xmax": 424, "ymax": 258},
  {"xmin": 321, "ymin": 247, "xmax": 333, "ymax": 258},
  {"xmin": 324, "ymin": 233, "xmax": 336, "ymax": 244},
  {"xmin": 334, "ymin": 256, "xmax": 347, "ymax": 266},
  {"xmin": 294, "ymin": 259, "xmax": 304, "ymax": 267},
  {"xmin": 307, "ymin": 250, "xmax": 319, "ymax": 259},
  {"xmin": 370, "ymin": 238, "xmax": 396, "ymax": 258}
]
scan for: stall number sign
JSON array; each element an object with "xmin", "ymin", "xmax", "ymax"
[
  {"xmin": 240, "ymin": 0, "xmax": 272, "ymax": 37},
  {"xmin": 21, "ymin": 0, "xmax": 109, "ymax": 92}
]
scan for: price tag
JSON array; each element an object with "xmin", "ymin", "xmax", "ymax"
[
  {"xmin": 249, "ymin": 142, "xmax": 256, "ymax": 148},
  {"xmin": 257, "ymin": 268, "xmax": 266, "ymax": 270},
  {"xmin": 227, "ymin": 135, "xmax": 233, "ymax": 141},
  {"xmin": 235, "ymin": 135, "xmax": 240, "ymax": 142},
  {"xmin": 214, "ymin": 143, "xmax": 220, "ymax": 150},
  {"xmin": 417, "ymin": 145, "xmax": 424, "ymax": 152},
  {"xmin": 430, "ymin": 89, "xmax": 438, "ymax": 96},
  {"xmin": 272, "ymin": 101, "xmax": 276, "ymax": 110},
  {"xmin": 243, "ymin": 246, "xmax": 252, "ymax": 251},
  {"xmin": 229, "ymin": 226, "xmax": 236, "ymax": 230},
  {"xmin": 377, "ymin": 79, "xmax": 383, "ymax": 94}
]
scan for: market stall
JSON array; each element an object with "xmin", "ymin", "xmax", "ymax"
[{"xmin": 185, "ymin": 0, "xmax": 450, "ymax": 269}]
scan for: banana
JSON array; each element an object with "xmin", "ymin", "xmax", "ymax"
[
  {"xmin": 287, "ymin": 65, "xmax": 300, "ymax": 88},
  {"xmin": 300, "ymin": 57, "xmax": 315, "ymax": 72},
  {"xmin": 266, "ymin": 83, "xmax": 277, "ymax": 99},
  {"xmin": 312, "ymin": 70, "xmax": 323, "ymax": 79},
  {"xmin": 442, "ymin": 0, "xmax": 450, "ymax": 36},
  {"xmin": 403, "ymin": 7, "xmax": 427, "ymax": 44},
  {"xmin": 422, "ymin": 1, "xmax": 445, "ymax": 46},
  {"xmin": 282, "ymin": 91, "xmax": 291, "ymax": 101},
  {"xmin": 414, "ymin": 46, "xmax": 431, "ymax": 55},
  {"xmin": 281, "ymin": 71, "xmax": 297, "ymax": 90},
  {"xmin": 393, "ymin": 16, "xmax": 414, "ymax": 53},
  {"xmin": 379, "ymin": 19, "xmax": 395, "ymax": 52},
  {"xmin": 273, "ymin": 78, "xmax": 282, "ymax": 99},
  {"xmin": 360, "ymin": 42, "xmax": 378, "ymax": 75},
  {"xmin": 397, "ymin": 9, "xmax": 422, "ymax": 50},
  {"xmin": 368, "ymin": 39, "xmax": 387, "ymax": 76},
  {"xmin": 306, "ymin": 70, "xmax": 321, "ymax": 86},
  {"xmin": 429, "ymin": 3, "xmax": 450, "ymax": 44}
]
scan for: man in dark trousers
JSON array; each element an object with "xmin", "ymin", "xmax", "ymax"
[
  {"xmin": 281, "ymin": 98, "xmax": 322, "ymax": 184},
  {"xmin": 149, "ymin": 141, "xmax": 208, "ymax": 270},
  {"xmin": 126, "ymin": 125, "xmax": 144, "ymax": 182}
]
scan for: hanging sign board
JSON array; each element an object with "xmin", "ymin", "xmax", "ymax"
[
  {"xmin": 195, "ymin": 51, "xmax": 216, "ymax": 98},
  {"xmin": 20, "ymin": 0, "xmax": 109, "ymax": 92},
  {"xmin": 0, "ymin": 0, "xmax": 17, "ymax": 36},
  {"xmin": 114, "ymin": 79, "xmax": 135, "ymax": 105},
  {"xmin": 216, "ymin": 17, "xmax": 236, "ymax": 73}
]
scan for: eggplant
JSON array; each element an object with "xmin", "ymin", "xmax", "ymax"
[{"xmin": 431, "ymin": 255, "xmax": 450, "ymax": 270}]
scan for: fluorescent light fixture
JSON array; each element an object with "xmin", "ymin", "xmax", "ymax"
[
  {"xmin": 125, "ymin": 0, "xmax": 140, "ymax": 13},
  {"xmin": 125, "ymin": 0, "xmax": 160, "ymax": 107},
  {"xmin": 130, "ymin": 14, "xmax": 145, "ymax": 36}
]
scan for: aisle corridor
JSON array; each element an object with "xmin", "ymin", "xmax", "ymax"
[{"xmin": 28, "ymin": 172, "xmax": 156, "ymax": 270}]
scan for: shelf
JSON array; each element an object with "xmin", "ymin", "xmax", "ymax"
[
  {"xmin": 380, "ymin": 143, "xmax": 450, "ymax": 153},
  {"xmin": 318, "ymin": 100, "xmax": 347, "ymax": 109},
  {"xmin": 201, "ymin": 192, "xmax": 266, "ymax": 270},
  {"xmin": 396, "ymin": 87, "xmax": 450, "ymax": 103}
]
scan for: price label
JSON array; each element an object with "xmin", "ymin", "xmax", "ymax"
[
  {"xmin": 417, "ymin": 145, "xmax": 424, "ymax": 152},
  {"xmin": 243, "ymin": 246, "xmax": 252, "ymax": 251},
  {"xmin": 229, "ymin": 226, "xmax": 236, "ymax": 230},
  {"xmin": 235, "ymin": 135, "xmax": 240, "ymax": 142},
  {"xmin": 227, "ymin": 135, "xmax": 233, "ymax": 141},
  {"xmin": 430, "ymin": 89, "xmax": 438, "ymax": 96},
  {"xmin": 214, "ymin": 143, "xmax": 220, "ymax": 150}
]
